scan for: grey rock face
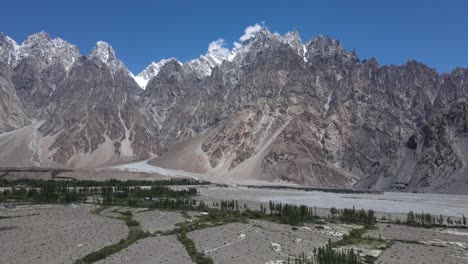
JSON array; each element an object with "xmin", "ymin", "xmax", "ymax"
[
  {"xmin": 0, "ymin": 33, "xmax": 19, "ymax": 67},
  {"xmin": 134, "ymin": 58, "xmax": 174, "ymax": 89},
  {"xmin": 38, "ymin": 56, "xmax": 159, "ymax": 167},
  {"xmin": 356, "ymin": 101, "xmax": 468, "ymax": 193},
  {"xmin": 0, "ymin": 65, "xmax": 30, "ymax": 133},
  {"xmin": 0, "ymin": 33, "xmax": 157, "ymax": 168},
  {"xmin": 144, "ymin": 29, "xmax": 467, "ymax": 192},
  {"xmin": 7, "ymin": 32, "xmax": 80, "ymax": 117},
  {"xmin": 18, "ymin": 32, "xmax": 80, "ymax": 71}
]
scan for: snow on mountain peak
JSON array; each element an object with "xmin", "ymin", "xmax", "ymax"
[
  {"xmin": 141, "ymin": 24, "xmax": 308, "ymax": 81},
  {"xmin": 184, "ymin": 39, "xmax": 231, "ymax": 79},
  {"xmin": 90, "ymin": 41, "xmax": 116, "ymax": 63},
  {"xmin": 207, "ymin": 39, "xmax": 230, "ymax": 66},
  {"xmin": 17, "ymin": 32, "xmax": 80, "ymax": 71},
  {"xmin": 24, "ymin": 31, "xmax": 52, "ymax": 43},
  {"xmin": 134, "ymin": 58, "xmax": 175, "ymax": 89},
  {"xmin": 90, "ymin": 41, "xmax": 131, "ymax": 77}
]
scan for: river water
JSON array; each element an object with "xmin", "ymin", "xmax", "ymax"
[{"xmin": 199, "ymin": 187, "xmax": 468, "ymax": 217}]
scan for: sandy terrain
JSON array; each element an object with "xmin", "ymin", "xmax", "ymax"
[
  {"xmin": 109, "ymin": 157, "xmax": 299, "ymax": 186},
  {"xmin": 107, "ymin": 160, "xmax": 203, "ymax": 180},
  {"xmin": 96, "ymin": 235, "xmax": 193, "ymax": 264},
  {"xmin": 134, "ymin": 210, "xmax": 186, "ymax": 233},
  {"xmin": 0, "ymin": 205, "xmax": 128, "ymax": 264},
  {"xmin": 0, "ymin": 122, "xmax": 45, "ymax": 168},
  {"xmin": 188, "ymin": 220, "xmax": 344, "ymax": 263}
]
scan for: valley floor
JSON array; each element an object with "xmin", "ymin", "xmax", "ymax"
[{"xmin": 1, "ymin": 191, "xmax": 468, "ymax": 263}]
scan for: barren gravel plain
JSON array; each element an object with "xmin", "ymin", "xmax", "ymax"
[
  {"xmin": 0, "ymin": 205, "xmax": 128, "ymax": 264},
  {"xmin": 188, "ymin": 220, "xmax": 355, "ymax": 264}
]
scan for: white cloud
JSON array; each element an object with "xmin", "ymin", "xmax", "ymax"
[
  {"xmin": 202, "ymin": 23, "xmax": 266, "ymax": 64},
  {"xmin": 240, "ymin": 23, "xmax": 262, "ymax": 42},
  {"xmin": 233, "ymin": 41, "xmax": 242, "ymax": 49},
  {"xmin": 208, "ymin": 39, "xmax": 230, "ymax": 58}
]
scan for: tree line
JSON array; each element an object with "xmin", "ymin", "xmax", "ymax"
[
  {"xmin": 0, "ymin": 178, "xmax": 206, "ymax": 188},
  {"xmin": 287, "ymin": 242, "xmax": 362, "ymax": 264},
  {"xmin": 329, "ymin": 206, "xmax": 376, "ymax": 227},
  {"xmin": 1, "ymin": 184, "xmax": 199, "ymax": 205},
  {"xmin": 406, "ymin": 211, "xmax": 467, "ymax": 227}
]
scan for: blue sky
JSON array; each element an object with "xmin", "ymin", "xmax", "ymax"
[{"xmin": 2, "ymin": 0, "xmax": 467, "ymax": 74}]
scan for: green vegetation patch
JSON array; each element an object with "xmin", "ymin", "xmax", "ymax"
[
  {"xmin": 177, "ymin": 223, "xmax": 214, "ymax": 264},
  {"xmin": 73, "ymin": 207, "xmax": 149, "ymax": 264}
]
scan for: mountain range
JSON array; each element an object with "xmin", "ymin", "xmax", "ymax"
[{"xmin": 1, "ymin": 27, "xmax": 467, "ymax": 193}]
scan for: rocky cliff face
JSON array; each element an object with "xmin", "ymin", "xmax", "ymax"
[
  {"xmin": 0, "ymin": 64, "xmax": 30, "ymax": 133},
  {"xmin": 0, "ymin": 28, "xmax": 467, "ymax": 192},
  {"xmin": 0, "ymin": 35, "xmax": 157, "ymax": 168}
]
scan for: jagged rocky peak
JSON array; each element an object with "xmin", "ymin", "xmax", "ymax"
[
  {"xmin": 89, "ymin": 40, "xmax": 131, "ymax": 76},
  {"xmin": 18, "ymin": 31, "xmax": 80, "ymax": 71},
  {"xmin": 157, "ymin": 58, "xmax": 184, "ymax": 77},
  {"xmin": 229, "ymin": 27, "xmax": 310, "ymax": 66},
  {"xmin": 283, "ymin": 31, "xmax": 302, "ymax": 46},
  {"xmin": 281, "ymin": 30, "xmax": 307, "ymax": 59},
  {"xmin": 248, "ymin": 26, "xmax": 273, "ymax": 42},
  {"xmin": 185, "ymin": 39, "xmax": 231, "ymax": 79},
  {"xmin": 305, "ymin": 34, "xmax": 349, "ymax": 59},
  {"xmin": 134, "ymin": 58, "xmax": 175, "ymax": 89},
  {"xmin": 143, "ymin": 58, "xmax": 185, "ymax": 89},
  {"xmin": 89, "ymin": 41, "xmax": 116, "ymax": 63},
  {"xmin": 0, "ymin": 33, "xmax": 20, "ymax": 67},
  {"xmin": 206, "ymin": 39, "xmax": 230, "ymax": 66},
  {"xmin": 182, "ymin": 27, "xmax": 307, "ymax": 80},
  {"xmin": 22, "ymin": 31, "xmax": 52, "ymax": 45},
  {"xmin": 185, "ymin": 56, "xmax": 215, "ymax": 79}
]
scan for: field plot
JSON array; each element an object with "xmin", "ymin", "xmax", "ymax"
[
  {"xmin": 368, "ymin": 224, "xmax": 468, "ymax": 243},
  {"xmin": 368, "ymin": 224, "xmax": 468, "ymax": 263},
  {"xmin": 377, "ymin": 241, "xmax": 467, "ymax": 264},
  {"xmin": 188, "ymin": 220, "xmax": 348, "ymax": 263},
  {"xmin": 0, "ymin": 205, "xmax": 128, "ymax": 264},
  {"xmin": 96, "ymin": 235, "xmax": 193, "ymax": 264},
  {"xmin": 134, "ymin": 210, "xmax": 186, "ymax": 233}
]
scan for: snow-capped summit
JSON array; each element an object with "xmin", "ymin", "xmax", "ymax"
[
  {"xmin": 134, "ymin": 58, "xmax": 175, "ymax": 89},
  {"xmin": 90, "ymin": 41, "xmax": 116, "ymax": 63},
  {"xmin": 185, "ymin": 56, "xmax": 214, "ymax": 78},
  {"xmin": 145, "ymin": 26, "xmax": 308, "ymax": 81},
  {"xmin": 0, "ymin": 31, "xmax": 81, "ymax": 71},
  {"xmin": 205, "ymin": 39, "xmax": 230, "ymax": 66},
  {"xmin": 227, "ymin": 26, "xmax": 275, "ymax": 66},
  {"xmin": 89, "ymin": 41, "xmax": 131, "ymax": 77},
  {"xmin": 23, "ymin": 31, "xmax": 52, "ymax": 44},
  {"xmin": 185, "ymin": 39, "xmax": 231, "ymax": 79},
  {"xmin": 228, "ymin": 27, "xmax": 310, "ymax": 64}
]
